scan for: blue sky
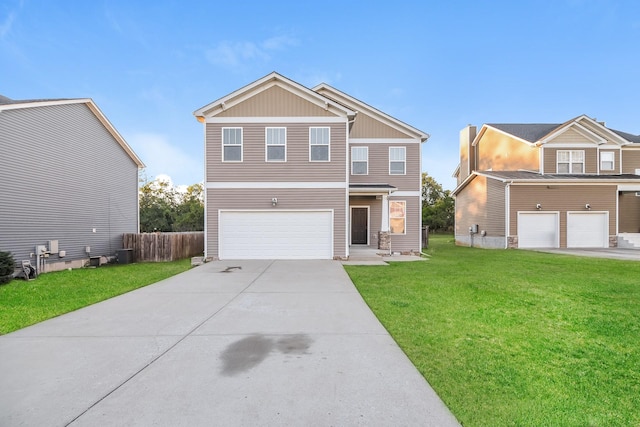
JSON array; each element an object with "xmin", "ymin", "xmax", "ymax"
[{"xmin": 2, "ymin": 0, "xmax": 639, "ymax": 190}]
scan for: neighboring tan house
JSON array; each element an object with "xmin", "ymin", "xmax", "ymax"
[
  {"xmin": 0, "ymin": 95, "xmax": 144, "ymax": 273},
  {"xmin": 453, "ymin": 115, "xmax": 640, "ymax": 249},
  {"xmin": 193, "ymin": 72, "xmax": 428, "ymax": 260}
]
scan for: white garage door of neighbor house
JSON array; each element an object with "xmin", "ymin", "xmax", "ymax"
[
  {"xmin": 219, "ymin": 210, "xmax": 333, "ymax": 259},
  {"xmin": 567, "ymin": 212, "xmax": 608, "ymax": 248},
  {"xmin": 517, "ymin": 212, "xmax": 559, "ymax": 248}
]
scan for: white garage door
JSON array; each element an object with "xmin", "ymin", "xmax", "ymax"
[
  {"xmin": 567, "ymin": 212, "xmax": 608, "ymax": 248},
  {"xmin": 517, "ymin": 212, "xmax": 559, "ymax": 248},
  {"xmin": 219, "ymin": 210, "xmax": 333, "ymax": 259}
]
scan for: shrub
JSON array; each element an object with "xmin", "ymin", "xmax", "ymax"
[{"xmin": 0, "ymin": 251, "xmax": 16, "ymax": 285}]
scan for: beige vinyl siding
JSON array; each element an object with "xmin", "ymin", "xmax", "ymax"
[
  {"xmin": 543, "ymin": 147, "xmax": 598, "ymax": 174},
  {"xmin": 454, "ymin": 175, "xmax": 505, "ymax": 236},
  {"xmin": 477, "ymin": 127, "xmax": 539, "ymax": 172},
  {"xmin": 545, "ymin": 128, "xmax": 591, "ymax": 144},
  {"xmin": 619, "ymin": 192, "xmax": 640, "ymax": 232},
  {"xmin": 509, "ymin": 185, "xmax": 616, "ymax": 247},
  {"xmin": 388, "ymin": 196, "xmax": 421, "ymax": 252},
  {"xmin": 599, "ymin": 150, "xmax": 620, "ymax": 174},
  {"xmin": 349, "ymin": 196, "xmax": 382, "ymax": 247},
  {"xmin": 207, "ymin": 188, "xmax": 346, "ymax": 259},
  {"xmin": 622, "ymin": 149, "xmax": 640, "ymax": 174},
  {"xmin": 217, "ymin": 85, "xmax": 335, "ymax": 117},
  {"xmin": 314, "ymin": 89, "xmax": 410, "ymax": 139},
  {"xmin": 206, "ymin": 122, "xmax": 346, "ymax": 182},
  {"xmin": 349, "ymin": 143, "xmax": 420, "ymax": 191},
  {"xmin": 348, "ymin": 111, "xmax": 409, "ymax": 138}
]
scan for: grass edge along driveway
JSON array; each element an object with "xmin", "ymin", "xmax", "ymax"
[
  {"xmin": 345, "ymin": 235, "xmax": 640, "ymax": 427},
  {"xmin": 0, "ymin": 259, "xmax": 191, "ymax": 334}
]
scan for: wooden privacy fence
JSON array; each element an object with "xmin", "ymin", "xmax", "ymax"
[{"xmin": 123, "ymin": 232, "xmax": 204, "ymax": 262}]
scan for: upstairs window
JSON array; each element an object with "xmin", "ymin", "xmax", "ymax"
[
  {"xmin": 390, "ymin": 201, "xmax": 406, "ymax": 234},
  {"xmin": 600, "ymin": 151, "xmax": 615, "ymax": 171},
  {"xmin": 351, "ymin": 146, "xmax": 368, "ymax": 175},
  {"xmin": 266, "ymin": 127, "xmax": 286, "ymax": 162},
  {"xmin": 389, "ymin": 147, "xmax": 406, "ymax": 175},
  {"xmin": 310, "ymin": 127, "xmax": 330, "ymax": 161},
  {"xmin": 222, "ymin": 127, "xmax": 242, "ymax": 162},
  {"xmin": 557, "ymin": 150, "xmax": 584, "ymax": 174}
]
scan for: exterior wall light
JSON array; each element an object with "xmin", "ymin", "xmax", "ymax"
[
  {"xmin": 272, "ymin": 198, "xmax": 278, "ymax": 206},
  {"xmin": 585, "ymin": 203, "xmax": 591, "ymax": 210},
  {"xmin": 536, "ymin": 203, "xmax": 542, "ymax": 210}
]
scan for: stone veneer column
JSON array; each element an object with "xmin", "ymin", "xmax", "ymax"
[
  {"xmin": 378, "ymin": 231, "xmax": 390, "ymax": 250},
  {"xmin": 379, "ymin": 194, "xmax": 390, "ymax": 250}
]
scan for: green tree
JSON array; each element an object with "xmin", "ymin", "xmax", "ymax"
[
  {"xmin": 421, "ymin": 172, "xmax": 454, "ymax": 232},
  {"xmin": 139, "ymin": 177, "xmax": 177, "ymax": 232},
  {"xmin": 139, "ymin": 176, "xmax": 204, "ymax": 232},
  {"xmin": 173, "ymin": 183, "xmax": 204, "ymax": 231}
]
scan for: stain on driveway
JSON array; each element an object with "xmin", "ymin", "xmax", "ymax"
[{"xmin": 220, "ymin": 334, "xmax": 312, "ymax": 376}]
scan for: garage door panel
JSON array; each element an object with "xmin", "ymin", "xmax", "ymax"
[
  {"xmin": 518, "ymin": 212, "xmax": 559, "ymax": 248},
  {"xmin": 567, "ymin": 212, "xmax": 608, "ymax": 248},
  {"xmin": 219, "ymin": 211, "xmax": 333, "ymax": 259}
]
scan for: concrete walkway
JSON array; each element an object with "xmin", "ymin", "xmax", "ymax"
[{"xmin": 0, "ymin": 260, "xmax": 459, "ymax": 427}]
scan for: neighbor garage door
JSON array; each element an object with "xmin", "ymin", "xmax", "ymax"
[
  {"xmin": 567, "ymin": 212, "xmax": 608, "ymax": 248},
  {"xmin": 517, "ymin": 212, "xmax": 559, "ymax": 248},
  {"xmin": 219, "ymin": 210, "xmax": 333, "ymax": 259}
]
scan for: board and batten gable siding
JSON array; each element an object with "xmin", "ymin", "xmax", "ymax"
[
  {"xmin": 0, "ymin": 103, "xmax": 139, "ymax": 264},
  {"xmin": 206, "ymin": 122, "xmax": 347, "ymax": 182},
  {"xmin": 454, "ymin": 175, "xmax": 506, "ymax": 237},
  {"xmin": 216, "ymin": 85, "xmax": 335, "ymax": 118},
  {"xmin": 543, "ymin": 147, "xmax": 598, "ymax": 174},
  {"xmin": 477, "ymin": 127, "xmax": 539, "ymax": 172},
  {"xmin": 621, "ymin": 149, "xmax": 640, "ymax": 174},
  {"xmin": 619, "ymin": 192, "xmax": 640, "ymax": 233},
  {"xmin": 349, "ymin": 143, "xmax": 420, "ymax": 191},
  {"xmin": 207, "ymin": 188, "xmax": 346, "ymax": 259},
  {"xmin": 509, "ymin": 184, "xmax": 616, "ymax": 248}
]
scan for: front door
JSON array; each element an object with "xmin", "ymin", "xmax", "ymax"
[{"xmin": 351, "ymin": 207, "xmax": 368, "ymax": 244}]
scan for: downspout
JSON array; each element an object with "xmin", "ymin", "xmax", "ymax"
[{"xmin": 505, "ymin": 181, "xmax": 512, "ymax": 249}]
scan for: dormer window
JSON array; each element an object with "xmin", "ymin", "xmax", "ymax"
[{"xmin": 557, "ymin": 150, "xmax": 584, "ymax": 174}]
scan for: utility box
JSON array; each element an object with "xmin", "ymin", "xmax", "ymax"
[{"xmin": 116, "ymin": 249, "xmax": 134, "ymax": 264}]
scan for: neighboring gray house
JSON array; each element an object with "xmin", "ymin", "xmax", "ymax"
[
  {"xmin": 193, "ymin": 72, "xmax": 428, "ymax": 260},
  {"xmin": 0, "ymin": 96, "xmax": 144, "ymax": 273}
]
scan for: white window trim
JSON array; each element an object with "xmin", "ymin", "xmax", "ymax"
[
  {"xmin": 556, "ymin": 149, "xmax": 584, "ymax": 174},
  {"xmin": 309, "ymin": 127, "xmax": 330, "ymax": 162},
  {"xmin": 351, "ymin": 146, "xmax": 368, "ymax": 175},
  {"xmin": 222, "ymin": 127, "xmax": 243, "ymax": 162},
  {"xmin": 265, "ymin": 127, "xmax": 286, "ymax": 162},
  {"xmin": 389, "ymin": 200, "xmax": 406, "ymax": 235},
  {"xmin": 389, "ymin": 146, "xmax": 406, "ymax": 175},
  {"xmin": 600, "ymin": 151, "xmax": 615, "ymax": 171}
]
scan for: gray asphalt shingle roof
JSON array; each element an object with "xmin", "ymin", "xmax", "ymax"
[
  {"xmin": 487, "ymin": 123, "xmax": 562, "ymax": 143},
  {"xmin": 487, "ymin": 122, "xmax": 640, "ymax": 144}
]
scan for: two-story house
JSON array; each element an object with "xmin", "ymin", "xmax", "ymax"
[
  {"xmin": 193, "ymin": 72, "xmax": 428, "ymax": 260},
  {"xmin": 453, "ymin": 115, "xmax": 640, "ymax": 249},
  {"xmin": 0, "ymin": 95, "xmax": 144, "ymax": 273}
]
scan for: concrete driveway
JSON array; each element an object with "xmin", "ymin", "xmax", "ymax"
[{"xmin": 0, "ymin": 260, "xmax": 459, "ymax": 426}]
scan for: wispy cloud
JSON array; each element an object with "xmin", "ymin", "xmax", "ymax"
[
  {"xmin": 129, "ymin": 133, "xmax": 202, "ymax": 186},
  {"xmin": 0, "ymin": 0, "xmax": 23, "ymax": 40},
  {"xmin": 206, "ymin": 35, "xmax": 299, "ymax": 68}
]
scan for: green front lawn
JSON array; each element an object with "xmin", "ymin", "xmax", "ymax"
[
  {"xmin": 0, "ymin": 259, "xmax": 191, "ymax": 334},
  {"xmin": 345, "ymin": 235, "xmax": 640, "ymax": 426}
]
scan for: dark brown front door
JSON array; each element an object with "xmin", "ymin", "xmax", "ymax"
[{"xmin": 351, "ymin": 208, "xmax": 368, "ymax": 244}]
